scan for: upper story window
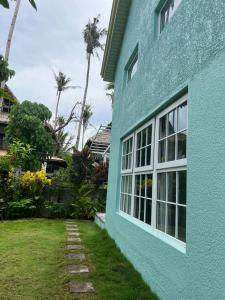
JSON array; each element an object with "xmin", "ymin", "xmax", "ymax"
[
  {"xmin": 125, "ymin": 45, "xmax": 138, "ymax": 84},
  {"xmin": 160, "ymin": 0, "xmax": 182, "ymax": 32}
]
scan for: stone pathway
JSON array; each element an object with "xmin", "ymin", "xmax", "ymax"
[{"xmin": 64, "ymin": 220, "xmax": 95, "ymax": 295}]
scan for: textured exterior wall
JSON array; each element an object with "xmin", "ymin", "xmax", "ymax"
[{"xmin": 105, "ymin": 0, "xmax": 225, "ymax": 299}]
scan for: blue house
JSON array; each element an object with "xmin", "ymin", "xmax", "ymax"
[{"xmin": 101, "ymin": 0, "xmax": 225, "ymax": 299}]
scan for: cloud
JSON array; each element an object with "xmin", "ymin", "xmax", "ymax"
[{"xmin": 0, "ymin": 0, "xmax": 113, "ymax": 144}]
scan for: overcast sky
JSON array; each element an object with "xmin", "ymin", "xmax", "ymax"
[{"xmin": 0, "ymin": 0, "xmax": 113, "ymax": 144}]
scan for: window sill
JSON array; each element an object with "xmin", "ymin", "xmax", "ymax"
[{"xmin": 117, "ymin": 211, "xmax": 186, "ymax": 254}]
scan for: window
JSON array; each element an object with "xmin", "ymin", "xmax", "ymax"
[
  {"xmin": 127, "ymin": 53, "xmax": 138, "ymax": 81},
  {"xmin": 125, "ymin": 46, "xmax": 138, "ymax": 83},
  {"xmin": 120, "ymin": 95, "xmax": 187, "ymax": 244},
  {"xmin": 160, "ymin": 0, "xmax": 182, "ymax": 32}
]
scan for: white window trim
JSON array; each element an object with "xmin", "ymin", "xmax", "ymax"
[
  {"xmin": 119, "ymin": 95, "xmax": 187, "ymax": 249},
  {"xmin": 121, "ymin": 133, "xmax": 134, "ymax": 174},
  {"xmin": 155, "ymin": 94, "xmax": 188, "ymax": 170},
  {"xmin": 159, "ymin": 0, "xmax": 182, "ymax": 33},
  {"xmin": 133, "ymin": 119, "xmax": 155, "ymax": 173}
]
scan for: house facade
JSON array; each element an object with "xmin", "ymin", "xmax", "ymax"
[{"xmin": 101, "ymin": 0, "xmax": 225, "ymax": 299}]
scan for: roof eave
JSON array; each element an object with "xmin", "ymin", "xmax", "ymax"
[{"xmin": 101, "ymin": 0, "xmax": 131, "ymax": 82}]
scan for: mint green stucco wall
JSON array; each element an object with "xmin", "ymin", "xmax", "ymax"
[{"xmin": 105, "ymin": 1, "xmax": 225, "ymax": 299}]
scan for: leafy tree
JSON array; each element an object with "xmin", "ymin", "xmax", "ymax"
[
  {"xmin": 54, "ymin": 71, "xmax": 79, "ymax": 129},
  {"xmin": 5, "ymin": 101, "xmax": 55, "ymax": 170},
  {"xmin": 0, "ymin": 55, "xmax": 15, "ymax": 83},
  {"xmin": 105, "ymin": 82, "xmax": 114, "ymax": 106},
  {"xmin": 75, "ymin": 15, "xmax": 106, "ymax": 149},
  {"xmin": 82, "ymin": 105, "xmax": 93, "ymax": 148},
  {"xmin": 0, "ymin": 0, "xmax": 36, "ymax": 9}
]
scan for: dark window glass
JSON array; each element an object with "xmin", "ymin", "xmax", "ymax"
[
  {"xmin": 167, "ymin": 204, "xmax": 176, "ymax": 237},
  {"xmin": 178, "ymin": 102, "xmax": 187, "ymax": 131},
  {"xmin": 159, "ymin": 139, "xmax": 166, "ymax": 163},
  {"xmin": 147, "ymin": 125, "xmax": 152, "ymax": 145},
  {"xmin": 177, "ymin": 131, "xmax": 187, "ymax": 159},
  {"xmin": 140, "ymin": 198, "xmax": 145, "ymax": 221},
  {"xmin": 168, "ymin": 172, "xmax": 176, "ymax": 203},
  {"xmin": 156, "ymin": 202, "xmax": 166, "ymax": 231},
  {"xmin": 146, "ymin": 146, "xmax": 151, "ymax": 166},
  {"xmin": 134, "ymin": 197, "xmax": 140, "ymax": 218},
  {"xmin": 167, "ymin": 135, "xmax": 175, "ymax": 161},
  {"xmin": 146, "ymin": 174, "xmax": 153, "ymax": 198},
  {"xmin": 178, "ymin": 171, "xmax": 187, "ymax": 204},
  {"xmin": 157, "ymin": 173, "xmax": 166, "ymax": 201},
  {"xmin": 159, "ymin": 116, "xmax": 167, "ymax": 139},
  {"xmin": 168, "ymin": 109, "xmax": 177, "ymax": 135},
  {"xmin": 178, "ymin": 206, "xmax": 186, "ymax": 242},
  {"xmin": 146, "ymin": 199, "xmax": 152, "ymax": 225}
]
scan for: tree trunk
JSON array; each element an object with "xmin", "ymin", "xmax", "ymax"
[
  {"xmin": 54, "ymin": 91, "xmax": 61, "ymax": 130},
  {"xmin": 75, "ymin": 53, "xmax": 91, "ymax": 149},
  {"xmin": 82, "ymin": 126, "xmax": 85, "ymax": 149},
  {"xmin": 1, "ymin": 0, "xmax": 21, "ymax": 103}
]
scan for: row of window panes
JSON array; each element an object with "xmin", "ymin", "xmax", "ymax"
[
  {"xmin": 120, "ymin": 171, "xmax": 186, "ymax": 242},
  {"xmin": 136, "ymin": 125, "xmax": 152, "ymax": 168},
  {"xmin": 159, "ymin": 102, "xmax": 187, "ymax": 163},
  {"xmin": 156, "ymin": 171, "xmax": 186, "ymax": 242},
  {"xmin": 122, "ymin": 137, "xmax": 133, "ymax": 170}
]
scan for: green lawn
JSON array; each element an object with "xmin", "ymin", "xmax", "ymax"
[{"xmin": 0, "ymin": 219, "xmax": 158, "ymax": 300}]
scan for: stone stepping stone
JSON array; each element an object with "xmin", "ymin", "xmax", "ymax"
[
  {"xmin": 67, "ymin": 237, "xmax": 81, "ymax": 243},
  {"xmin": 66, "ymin": 228, "xmax": 79, "ymax": 231},
  {"xmin": 66, "ymin": 224, "xmax": 78, "ymax": 228},
  {"xmin": 68, "ymin": 232, "xmax": 80, "ymax": 236},
  {"xmin": 66, "ymin": 253, "xmax": 85, "ymax": 261},
  {"xmin": 66, "ymin": 245, "xmax": 84, "ymax": 250},
  {"xmin": 68, "ymin": 265, "xmax": 89, "ymax": 274},
  {"xmin": 69, "ymin": 282, "xmax": 95, "ymax": 293}
]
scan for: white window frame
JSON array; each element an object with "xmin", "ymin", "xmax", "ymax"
[
  {"xmin": 134, "ymin": 119, "xmax": 155, "ymax": 173},
  {"xmin": 155, "ymin": 94, "xmax": 188, "ymax": 170},
  {"xmin": 121, "ymin": 133, "xmax": 134, "ymax": 174},
  {"xmin": 119, "ymin": 95, "xmax": 187, "ymax": 247}
]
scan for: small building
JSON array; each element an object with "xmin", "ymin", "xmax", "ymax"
[
  {"xmin": 0, "ymin": 85, "xmax": 17, "ymax": 156},
  {"xmin": 101, "ymin": 1, "xmax": 225, "ymax": 299}
]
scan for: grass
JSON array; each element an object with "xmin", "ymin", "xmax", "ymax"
[{"xmin": 0, "ymin": 219, "xmax": 158, "ymax": 300}]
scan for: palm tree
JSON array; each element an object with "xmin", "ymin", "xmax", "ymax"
[
  {"xmin": 82, "ymin": 105, "xmax": 93, "ymax": 148},
  {"xmin": 75, "ymin": 15, "xmax": 106, "ymax": 149},
  {"xmin": 54, "ymin": 71, "xmax": 78, "ymax": 130},
  {"xmin": 54, "ymin": 116, "xmax": 73, "ymax": 156},
  {"xmin": 0, "ymin": 0, "xmax": 37, "ymax": 94}
]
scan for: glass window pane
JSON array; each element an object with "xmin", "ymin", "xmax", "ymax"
[
  {"xmin": 140, "ymin": 198, "xmax": 145, "ymax": 221},
  {"xmin": 177, "ymin": 131, "xmax": 187, "ymax": 159},
  {"xmin": 146, "ymin": 199, "xmax": 152, "ymax": 225},
  {"xmin": 137, "ymin": 132, "xmax": 141, "ymax": 149},
  {"xmin": 134, "ymin": 197, "xmax": 140, "ymax": 218},
  {"xmin": 159, "ymin": 139, "xmax": 166, "ymax": 163},
  {"xmin": 142, "ymin": 129, "xmax": 147, "ymax": 147},
  {"xmin": 156, "ymin": 201, "xmax": 166, "ymax": 232},
  {"xmin": 159, "ymin": 115, "xmax": 167, "ymax": 139},
  {"xmin": 140, "ymin": 174, "xmax": 145, "ymax": 197},
  {"xmin": 147, "ymin": 125, "xmax": 152, "ymax": 145},
  {"xmin": 178, "ymin": 171, "xmax": 187, "ymax": 204},
  {"xmin": 120, "ymin": 194, "xmax": 124, "ymax": 211},
  {"xmin": 141, "ymin": 148, "xmax": 145, "ymax": 166},
  {"xmin": 127, "ymin": 195, "xmax": 131, "ymax": 215},
  {"xmin": 178, "ymin": 102, "xmax": 187, "ymax": 131},
  {"xmin": 167, "ymin": 204, "xmax": 176, "ymax": 237},
  {"xmin": 168, "ymin": 109, "xmax": 177, "ymax": 135},
  {"xmin": 168, "ymin": 172, "xmax": 176, "ymax": 203},
  {"xmin": 129, "ymin": 138, "xmax": 133, "ymax": 153},
  {"xmin": 146, "ymin": 145, "xmax": 151, "ymax": 166},
  {"xmin": 178, "ymin": 206, "xmax": 186, "ymax": 242},
  {"xmin": 167, "ymin": 135, "xmax": 175, "ymax": 161},
  {"xmin": 157, "ymin": 173, "xmax": 166, "ymax": 201},
  {"xmin": 146, "ymin": 174, "xmax": 153, "ymax": 198},
  {"xmin": 136, "ymin": 150, "xmax": 141, "ymax": 168},
  {"xmin": 135, "ymin": 175, "xmax": 140, "ymax": 195}
]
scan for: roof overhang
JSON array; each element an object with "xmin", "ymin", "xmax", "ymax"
[{"xmin": 101, "ymin": 0, "xmax": 131, "ymax": 82}]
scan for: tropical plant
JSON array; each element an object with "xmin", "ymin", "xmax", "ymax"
[
  {"xmin": 75, "ymin": 15, "xmax": 106, "ymax": 149},
  {"xmin": 0, "ymin": 0, "xmax": 36, "ymax": 9},
  {"xmin": 54, "ymin": 117, "xmax": 73, "ymax": 156},
  {"xmin": 82, "ymin": 104, "xmax": 93, "ymax": 148},
  {"xmin": 8, "ymin": 139, "xmax": 33, "ymax": 170},
  {"xmin": 5, "ymin": 101, "xmax": 56, "ymax": 170},
  {"xmin": 0, "ymin": 55, "xmax": 15, "ymax": 83}
]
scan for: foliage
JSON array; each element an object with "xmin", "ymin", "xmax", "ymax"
[
  {"xmin": 83, "ymin": 15, "xmax": 107, "ymax": 55},
  {"xmin": 0, "ymin": 0, "xmax": 37, "ymax": 10},
  {"xmin": 5, "ymin": 101, "xmax": 55, "ymax": 170},
  {"xmin": 8, "ymin": 139, "xmax": 33, "ymax": 169},
  {"xmin": 71, "ymin": 184, "xmax": 104, "ymax": 219},
  {"xmin": 0, "ymin": 55, "xmax": 15, "ymax": 83},
  {"xmin": 70, "ymin": 146, "xmax": 94, "ymax": 187},
  {"xmin": 82, "ymin": 104, "xmax": 93, "ymax": 147},
  {"xmin": 54, "ymin": 117, "xmax": 73, "ymax": 156},
  {"xmin": 91, "ymin": 163, "xmax": 109, "ymax": 188}
]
